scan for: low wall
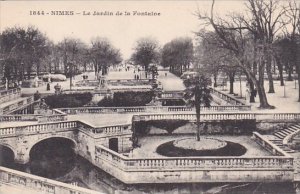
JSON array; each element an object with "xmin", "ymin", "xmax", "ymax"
[
  {"xmin": 0, "ymin": 166, "xmax": 102, "ymax": 194},
  {"xmin": 0, "ymin": 88, "xmax": 21, "ymax": 104},
  {"xmin": 92, "ymin": 143, "xmax": 294, "ymax": 184},
  {"xmin": 58, "ymin": 105, "xmax": 251, "ymax": 114},
  {"xmin": 210, "ymin": 88, "xmax": 247, "ymax": 105}
]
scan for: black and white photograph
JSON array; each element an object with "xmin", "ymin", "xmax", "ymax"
[{"xmin": 0, "ymin": 0, "xmax": 300, "ymax": 193}]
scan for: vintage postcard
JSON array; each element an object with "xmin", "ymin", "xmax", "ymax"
[{"xmin": 0, "ymin": 0, "xmax": 299, "ymax": 194}]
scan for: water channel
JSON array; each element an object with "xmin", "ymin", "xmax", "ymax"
[{"xmin": 0, "ymin": 138, "xmax": 296, "ymax": 194}]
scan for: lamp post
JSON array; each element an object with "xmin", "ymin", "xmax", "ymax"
[{"xmin": 283, "ymin": 79, "xmax": 286, "ymax": 98}]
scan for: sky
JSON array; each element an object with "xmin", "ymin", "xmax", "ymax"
[{"xmin": 0, "ymin": 1, "xmax": 246, "ymax": 59}]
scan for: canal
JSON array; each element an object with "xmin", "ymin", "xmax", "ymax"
[{"xmin": 0, "ymin": 139, "xmax": 296, "ymax": 194}]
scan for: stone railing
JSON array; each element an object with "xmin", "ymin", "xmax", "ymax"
[
  {"xmin": 107, "ymin": 79, "xmax": 151, "ymax": 86},
  {"xmin": 0, "ymin": 121, "xmax": 77, "ymax": 137},
  {"xmin": 95, "ymin": 144, "xmax": 293, "ymax": 172},
  {"xmin": 0, "ymin": 166, "xmax": 101, "ymax": 194},
  {"xmin": 210, "ymin": 87, "xmax": 246, "ymax": 105},
  {"xmin": 58, "ymin": 105, "xmax": 252, "ymax": 115},
  {"xmin": 159, "ymin": 91, "xmax": 185, "ymax": 99},
  {"xmin": 133, "ymin": 113, "xmax": 256, "ymax": 122},
  {"xmin": 0, "ymin": 114, "xmax": 38, "ymax": 122},
  {"xmin": 77, "ymin": 121, "xmax": 131, "ymax": 136},
  {"xmin": 133, "ymin": 112, "xmax": 300, "ymax": 122},
  {"xmin": 252, "ymin": 132, "xmax": 290, "ymax": 156},
  {"xmin": 37, "ymin": 114, "xmax": 68, "ymax": 123},
  {"xmin": 0, "ymin": 109, "xmax": 67, "ymax": 123},
  {"xmin": 0, "ymin": 88, "xmax": 21, "ymax": 104},
  {"xmin": 0, "ymin": 96, "xmax": 34, "ymax": 115},
  {"xmin": 255, "ymin": 113, "xmax": 300, "ymax": 121},
  {"xmin": 283, "ymin": 127, "xmax": 300, "ymax": 146}
]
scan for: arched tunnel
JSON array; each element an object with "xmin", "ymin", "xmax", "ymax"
[
  {"xmin": 0, "ymin": 145, "xmax": 15, "ymax": 168},
  {"xmin": 29, "ymin": 137, "xmax": 77, "ymax": 179}
]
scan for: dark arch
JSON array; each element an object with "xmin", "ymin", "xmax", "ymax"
[
  {"xmin": 29, "ymin": 137, "xmax": 76, "ymax": 158},
  {"xmin": 29, "ymin": 137, "xmax": 77, "ymax": 179},
  {"xmin": 0, "ymin": 144, "xmax": 15, "ymax": 167}
]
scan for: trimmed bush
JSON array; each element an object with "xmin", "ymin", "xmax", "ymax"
[
  {"xmin": 44, "ymin": 93, "xmax": 92, "ymax": 108},
  {"xmin": 98, "ymin": 91, "xmax": 154, "ymax": 107},
  {"xmin": 156, "ymin": 140, "xmax": 247, "ymax": 157}
]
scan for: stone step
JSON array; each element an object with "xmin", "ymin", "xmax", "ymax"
[
  {"xmin": 270, "ymin": 139, "xmax": 282, "ymax": 143},
  {"xmin": 286, "ymin": 150, "xmax": 295, "ymax": 153},
  {"xmin": 274, "ymin": 134, "xmax": 284, "ymax": 139},
  {"xmin": 274, "ymin": 133, "xmax": 286, "ymax": 139},
  {"xmin": 289, "ymin": 126, "xmax": 300, "ymax": 131},
  {"xmin": 293, "ymin": 124, "xmax": 300, "ymax": 128},
  {"xmin": 284, "ymin": 128, "xmax": 297, "ymax": 133},
  {"xmin": 280, "ymin": 130, "xmax": 291, "ymax": 135}
]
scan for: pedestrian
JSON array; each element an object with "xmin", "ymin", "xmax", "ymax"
[
  {"xmin": 137, "ymin": 75, "xmax": 139, "ymax": 80},
  {"xmin": 46, "ymin": 83, "xmax": 50, "ymax": 91},
  {"xmin": 165, "ymin": 72, "xmax": 167, "ymax": 77}
]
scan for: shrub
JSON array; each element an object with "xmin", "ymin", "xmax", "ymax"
[
  {"xmin": 97, "ymin": 96, "xmax": 114, "ymax": 107},
  {"xmin": 44, "ymin": 93, "xmax": 92, "ymax": 108}
]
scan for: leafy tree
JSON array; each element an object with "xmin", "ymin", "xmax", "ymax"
[
  {"xmin": 184, "ymin": 73, "xmax": 212, "ymax": 141},
  {"xmin": 57, "ymin": 38, "xmax": 86, "ymax": 77},
  {"xmin": 161, "ymin": 37, "xmax": 193, "ymax": 76},
  {"xmin": 1, "ymin": 26, "xmax": 50, "ymax": 81},
  {"xmin": 90, "ymin": 37, "xmax": 122, "ymax": 78},
  {"xmin": 131, "ymin": 37, "xmax": 159, "ymax": 74}
]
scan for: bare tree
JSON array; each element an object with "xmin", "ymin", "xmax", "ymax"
[{"xmin": 196, "ymin": 0, "xmax": 276, "ymax": 108}]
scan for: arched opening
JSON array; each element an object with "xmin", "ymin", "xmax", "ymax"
[
  {"xmin": 0, "ymin": 145, "xmax": 15, "ymax": 168},
  {"xmin": 109, "ymin": 138, "xmax": 118, "ymax": 152},
  {"xmin": 29, "ymin": 137, "xmax": 76, "ymax": 179}
]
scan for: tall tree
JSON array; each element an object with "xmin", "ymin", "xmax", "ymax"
[
  {"xmin": 1, "ymin": 26, "xmax": 50, "ymax": 81},
  {"xmin": 161, "ymin": 37, "xmax": 194, "ymax": 76},
  {"xmin": 196, "ymin": 0, "xmax": 276, "ymax": 108},
  {"xmin": 131, "ymin": 37, "xmax": 159, "ymax": 75},
  {"xmin": 90, "ymin": 37, "xmax": 122, "ymax": 78}
]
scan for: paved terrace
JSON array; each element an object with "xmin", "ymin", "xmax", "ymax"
[{"xmin": 133, "ymin": 135, "xmax": 272, "ymax": 158}]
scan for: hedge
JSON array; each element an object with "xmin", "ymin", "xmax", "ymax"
[{"xmin": 44, "ymin": 93, "xmax": 92, "ymax": 108}]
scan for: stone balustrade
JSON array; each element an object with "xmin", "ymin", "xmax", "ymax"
[
  {"xmin": 0, "ymin": 121, "xmax": 77, "ymax": 137},
  {"xmin": 77, "ymin": 122, "xmax": 131, "ymax": 136},
  {"xmin": 0, "ymin": 166, "xmax": 102, "ymax": 194},
  {"xmin": 0, "ymin": 96, "xmax": 35, "ymax": 115},
  {"xmin": 37, "ymin": 114, "xmax": 68, "ymax": 123},
  {"xmin": 58, "ymin": 105, "xmax": 251, "ymax": 115},
  {"xmin": 252, "ymin": 132, "xmax": 290, "ymax": 156},
  {"xmin": 0, "ymin": 114, "xmax": 38, "ymax": 122},
  {"xmin": 256, "ymin": 113, "xmax": 300, "ymax": 121},
  {"xmin": 134, "ymin": 113, "xmax": 256, "ymax": 122},
  {"xmin": 0, "ymin": 110, "xmax": 67, "ymax": 123},
  {"xmin": 210, "ymin": 87, "xmax": 246, "ymax": 105},
  {"xmin": 0, "ymin": 88, "xmax": 21, "ymax": 104},
  {"xmin": 95, "ymin": 144, "xmax": 293, "ymax": 172},
  {"xmin": 160, "ymin": 91, "xmax": 185, "ymax": 99}
]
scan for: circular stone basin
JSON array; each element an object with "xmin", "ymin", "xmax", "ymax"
[{"xmin": 173, "ymin": 138, "xmax": 227, "ymax": 151}]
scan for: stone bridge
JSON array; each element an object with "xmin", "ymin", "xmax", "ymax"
[{"xmin": 0, "ymin": 121, "xmax": 132, "ymax": 164}]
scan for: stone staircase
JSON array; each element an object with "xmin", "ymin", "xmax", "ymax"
[{"xmin": 269, "ymin": 124, "xmax": 300, "ymax": 153}]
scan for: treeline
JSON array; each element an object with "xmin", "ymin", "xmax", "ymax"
[{"xmin": 0, "ymin": 26, "xmax": 122, "ymax": 83}]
